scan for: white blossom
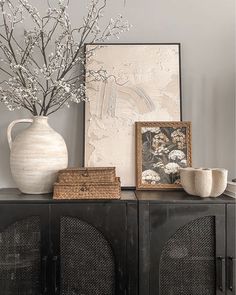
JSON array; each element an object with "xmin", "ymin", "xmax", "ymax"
[
  {"xmin": 164, "ymin": 163, "xmax": 180, "ymax": 174},
  {"xmin": 142, "ymin": 170, "xmax": 160, "ymax": 183},
  {"xmin": 168, "ymin": 150, "xmax": 185, "ymax": 161},
  {"xmin": 180, "ymin": 159, "xmax": 187, "ymax": 165},
  {"xmin": 153, "ymin": 162, "xmax": 165, "ymax": 168},
  {"xmin": 0, "ymin": 0, "xmax": 130, "ymax": 116},
  {"xmin": 141, "ymin": 127, "xmax": 161, "ymax": 134}
]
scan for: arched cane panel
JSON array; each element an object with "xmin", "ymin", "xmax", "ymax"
[
  {"xmin": 60, "ymin": 217, "xmax": 115, "ymax": 295},
  {"xmin": 0, "ymin": 216, "xmax": 41, "ymax": 295},
  {"xmin": 160, "ymin": 216, "xmax": 216, "ymax": 295}
]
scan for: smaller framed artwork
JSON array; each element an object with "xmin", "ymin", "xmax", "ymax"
[{"xmin": 136, "ymin": 121, "xmax": 192, "ymax": 190}]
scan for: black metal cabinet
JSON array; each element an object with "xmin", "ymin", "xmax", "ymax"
[
  {"xmin": 0, "ymin": 189, "xmax": 235, "ymax": 295},
  {"xmin": 137, "ymin": 191, "xmax": 236, "ymax": 295},
  {"xmin": 0, "ymin": 189, "xmax": 138, "ymax": 295}
]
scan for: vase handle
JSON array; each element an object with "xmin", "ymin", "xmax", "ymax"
[{"xmin": 7, "ymin": 119, "xmax": 33, "ymax": 150}]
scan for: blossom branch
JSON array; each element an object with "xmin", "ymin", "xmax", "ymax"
[{"xmin": 0, "ymin": 0, "xmax": 130, "ymax": 115}]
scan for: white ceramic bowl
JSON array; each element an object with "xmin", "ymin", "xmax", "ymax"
[{"xmin": 179, "ymin": 167, "xmax": 228, "ymax": 198}]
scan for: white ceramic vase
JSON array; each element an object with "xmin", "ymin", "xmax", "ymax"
[
  {"xmin": 180, "ymin": 167, "xmax": 228, "ymax": 198},
  {"xmin": 7, "ymin": 116, "xmax": 68, "ymax": 194}
]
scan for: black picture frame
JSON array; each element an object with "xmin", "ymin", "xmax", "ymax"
[{"xmin": 83, "ymin": 43, "xmax": 183, "ymax": 189}]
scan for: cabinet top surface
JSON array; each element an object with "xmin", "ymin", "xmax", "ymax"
[
  {"xmin": 0, "ymin": 188, "xmax": 235, "ymax": 204},
  {"xmin": 136, "ymin": 190, "xmax": 236, "ymax": 204},
  {"xmin": 0, "ymin": 188, "xmax": 136, "ymax": 203}
]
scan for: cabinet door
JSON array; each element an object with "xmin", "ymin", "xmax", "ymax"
[
  {"xmin": 51, "ymin": 202, "xmax": 137, "ymax": 295},
  {"xmin": 227, "ymin": 205, "xmax": 236, "ymax": 295},
  {"xmin": 0, "ymin": 204, "xmax": 50, "ymax": 295},
  {"xmin": 140, "ymin": 203, "xmax": 226, "ymax": 295}
]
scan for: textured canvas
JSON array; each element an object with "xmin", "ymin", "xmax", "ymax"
[{"xmin": 85, "ymin": 44, "xmax": 181, "ymax": 187}]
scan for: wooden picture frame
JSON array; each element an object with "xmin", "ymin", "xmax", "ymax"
[
  {"xmin": 136, "ymin": 121, "xmax": 192, "ymax": 190},
  {"xmin": 84, "ymin": 43, "xmax": 182, "ymax": 188}
]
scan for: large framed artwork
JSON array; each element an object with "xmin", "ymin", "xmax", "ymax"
[
  {"xmin": 136, "ymin": 121, "xmax": 192, "ymax": 190},
  {"xmin": 84, "ymin": 44, "xmax": 182, "ymax": 187}
]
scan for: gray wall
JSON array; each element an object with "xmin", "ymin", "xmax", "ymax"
[{"xmin": 0, "ymin": 0, "xmax": 235, "ymax": 188}]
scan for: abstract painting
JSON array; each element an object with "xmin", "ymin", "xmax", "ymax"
[
  {"xmin": 84, "ymin": 44, "xmax": 182, "ymax": 187},
  {"xmin": 136, "ymin": 121, "xmax": 192, "ymax": 190}
]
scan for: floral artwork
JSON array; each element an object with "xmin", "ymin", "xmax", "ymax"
[{"xmin": 136, "ymin": 122, "xmax": 192, "ymax": 189}]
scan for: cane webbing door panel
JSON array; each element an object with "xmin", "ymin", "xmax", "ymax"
[
  {"xmin": 60, "ymin": 216, "xmax": 115, "ymax": 295},
  {"xmin": 51, "ymin": 202, "xmax": 138, "ymax": 295},
  {"xmin": 159, "ymin": 216, "xmax": 216, "ymax": 295},
  {"xmin": 147, "ymin": 204, "xmax": 225, "ymax": 295},
  {"xmin": 0, "ymin": 204, "xmax": 49, "ymax": 295}
]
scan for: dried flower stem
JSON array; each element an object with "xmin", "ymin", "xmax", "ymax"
[{"xmin": 0, "ymin": 0, "xmax": 130, "ymax": 115}]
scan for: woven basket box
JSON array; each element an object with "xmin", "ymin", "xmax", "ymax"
[
  {"xmin": 53, "ymin": 177, "xmax": 121, "ymax": 200},
  {"xmin": 57, "ymin": 167, "xmax": 116, "ymax": 183}
]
